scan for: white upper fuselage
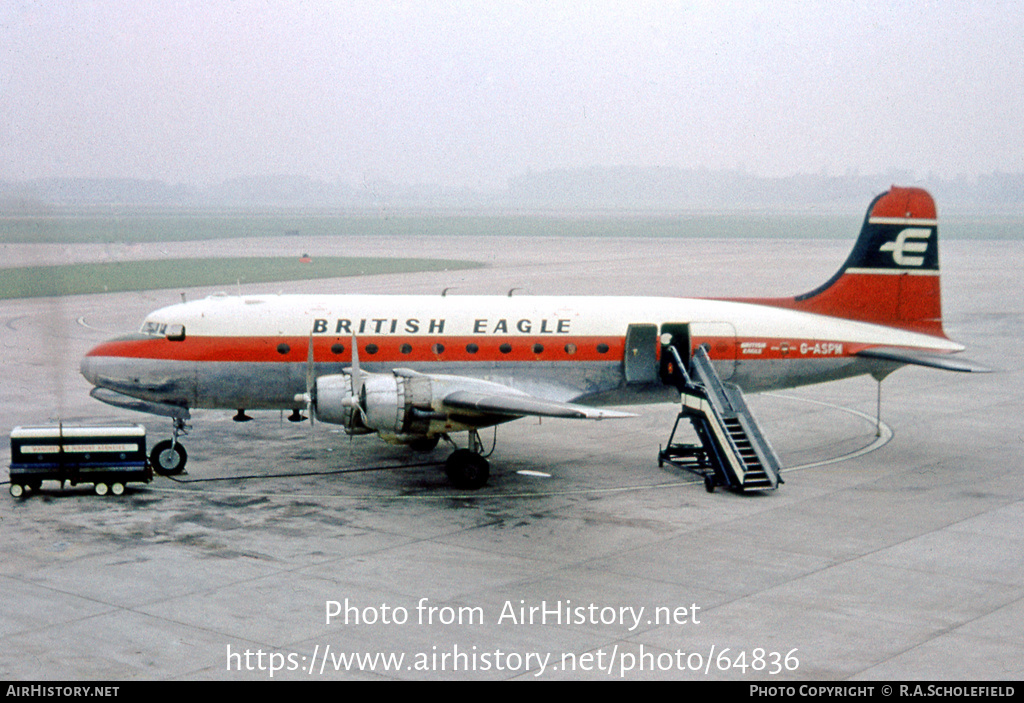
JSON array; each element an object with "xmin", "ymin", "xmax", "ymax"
[
  {"xmin": 141, "ymin": 292, "xmax": 961, "ymax": 350},
  {"xmin": 79, "ymin": 291, "xmax": 963, "ymax": 416}
]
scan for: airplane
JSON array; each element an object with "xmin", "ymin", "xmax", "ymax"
[{"xmin": 80, "ymin": 186, "xmax": 984, "ymax": 489}]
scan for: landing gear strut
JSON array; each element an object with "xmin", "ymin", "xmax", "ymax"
[
  {"xmin": 443, "ymin": 430, "xmax": 490, "ymax": 489},
  {"xmin": 151, "ymin": 418, "xmax": 189, "ymax": 476}
]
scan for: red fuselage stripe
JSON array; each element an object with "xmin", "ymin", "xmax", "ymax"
[
  {"xmin": 85, "ymin": 334, "xmax": 882, "ymax": 364},
  {"xmin": 87, "ymin": 335, "xmax": 623, "ymax": 363}
]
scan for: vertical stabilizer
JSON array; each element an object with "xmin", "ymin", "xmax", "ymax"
[{"xmin": 748, "ymin": 186, "xmax": 946, "ymax": 338}]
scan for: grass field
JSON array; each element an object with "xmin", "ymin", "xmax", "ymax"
[
  {"xmin": 2, "ymin": 208, "xmax": 1019, "ymax": 245},
  {"xmin": 0, "ymin": 209, "xmax": 859, "ymax": 243},
  {"xmin": 0, "ymin": 257, "xmax": 483, "ymax": 300}
]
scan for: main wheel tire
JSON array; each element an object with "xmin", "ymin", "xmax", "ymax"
[
  {"xmin": 95, "ymin": 483, "xmax": 109, "ymax": 496},
  {"xmin": 10, "ymin": 484, "xmax": 24, "ymax": 498},
  {"xmin": 445, "ymin": 449, "xmax": 490, "ymax": 490},
  {"xmin": 111, "ymin": 482, "xmax": 125, "ymax": 496},
  {"xmin": 151, "ymin": 440, "xmax": 188, "ymax": 476}
]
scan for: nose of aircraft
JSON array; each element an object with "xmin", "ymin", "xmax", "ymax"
[
  {"xmin": 78, "ymin": 336, "xmax": 196, "ymax": 416},
  {"xmin": 80, "ymin": 338, "xmax": 130, "ymax": 390},
  {"xmin": 80, "ymin": 352, "xmax": 98, "ymax": 385},
  {"xmin": 80, "ymin": 338, "xmax": 121, "ymax": 387}
]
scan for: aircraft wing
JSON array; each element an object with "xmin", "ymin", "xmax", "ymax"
[
  {"xmin": 441, "ymin": 390, "xmax": 635, "ymax": 420},
  {"xmin": 856, "ymin": 347, "xmax": 991, "ymax": 373}
]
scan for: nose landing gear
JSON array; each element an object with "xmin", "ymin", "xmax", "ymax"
[{"xmin": 151, "ymin": 418, "xmax": 189, "ymax": 476}]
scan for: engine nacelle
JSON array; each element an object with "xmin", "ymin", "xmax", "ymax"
[{"xmin": 313, "ymin": 371, "xmax": 434, "ymax": 436}]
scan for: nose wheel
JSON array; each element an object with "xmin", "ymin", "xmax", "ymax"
[
  {"xmin": 151, "ymin": 439, "xmax": 188, "ymax": 476},
  {"xmin": 151, "ymin": 418, "xmax": 189, "ymax": 476}
]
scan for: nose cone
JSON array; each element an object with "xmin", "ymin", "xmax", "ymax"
[
  {"xmin": 80, "ymin": 337, "xmax": 126, "ymax": 387},
  {"xmin": 80, "ymin": 337, "xmax": 136, "ymax": 390},
  {"xmin": 80, "ymin": 350, "xmax": 99, "ymax": 385},
  {"xmin": 78, "ymin": 335, "xmax": 196, "ymax": 413},
  {"xmin": 80, "ymin": 355, "xmax": 94, "ymax": 384}
]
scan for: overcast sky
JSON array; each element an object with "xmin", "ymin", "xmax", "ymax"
[{"xmin": 2, "ymin": 1, "xmax": 1022, "ymax": 188}]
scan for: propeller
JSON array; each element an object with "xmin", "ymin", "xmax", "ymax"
[{"xmin": 296, "ymin": 331, "xmax": 368, "ymax": 433}]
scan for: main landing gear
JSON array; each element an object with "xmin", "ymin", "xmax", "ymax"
[
  {"xmin": 150, "ymin": 418, "xmax": 189, "ymax": 476},
  {"xmin": 443, "ymin": 430, "xmax": 491, "ymax": 490}
]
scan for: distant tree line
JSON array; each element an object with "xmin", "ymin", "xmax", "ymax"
[{"xmin": 2, "ymin": 169, "xmax": 1023, "ymax": 212}]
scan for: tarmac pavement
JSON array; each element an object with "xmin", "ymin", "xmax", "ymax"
[{"xmin": 1, "ymin": 232, "xmax": 1021, "ymax": 680}]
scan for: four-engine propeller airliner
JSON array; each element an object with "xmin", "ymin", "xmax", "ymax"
[{"xmin": 80, "ymin": 187, "xmax": 983, "ymax": 488}]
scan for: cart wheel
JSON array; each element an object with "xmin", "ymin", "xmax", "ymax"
[
  {"xmin": 151, "ymin": 440, "xmax": 188, "ymax": 476},
  {"xmin": 94, "ymin": 483, "xmax": 109, "ymax": 496},
  {"xmin": 111, "ymin": 482, "xmax": 125, "ymax": 496},
  {"xmin": 704, "ymin": 475, "xmax": 716, "ymax": 493},
  {"xmin": 10, "ymin": 484, "xmax": 24, "ymax": 498}
]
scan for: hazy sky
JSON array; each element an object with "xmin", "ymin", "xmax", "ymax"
[{"xmin": 2, "ymin": 1, "xmax": 1022, "ymax": 188}]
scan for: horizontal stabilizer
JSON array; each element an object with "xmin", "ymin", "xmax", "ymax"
[
  {"xmin": 443, "ymin": 390, "xmax": 635, "ymax": 420},
  {"xmin": 856, "ymin": 347, "xmax": 991, "ymax": 373}
]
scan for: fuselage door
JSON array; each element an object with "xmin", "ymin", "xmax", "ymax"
[
  {"xmin": 690, "ymin": 321, "xmax": 738, "ymax": 381},
  {"xmin": 659, "ymin": 323, "xmax": 691, "ymax": 384},
  {"xmin": 623, "ymin": 324, "xmax": 659, "ymax": 384}
]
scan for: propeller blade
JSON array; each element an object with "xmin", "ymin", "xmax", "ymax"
[
  {"xmin": 347, "ymin": 334, "xmax": 366, "ymax": 432},
  {"xmin": 306, "ymin": 330, "xmax": 316, "ymax": 425},
  {"xmin": 350, "ymin": 333, "xmax": 362, "ymax": 402}
]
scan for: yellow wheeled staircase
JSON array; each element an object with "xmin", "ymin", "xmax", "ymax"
[{"xmin": 658, "ymin": 345, "xmax": 783, "ymax": 493}]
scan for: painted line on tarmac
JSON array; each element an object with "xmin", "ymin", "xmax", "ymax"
[{"xmin": 765, "ymin": 393, "xmax": 893, "ymax": 473}]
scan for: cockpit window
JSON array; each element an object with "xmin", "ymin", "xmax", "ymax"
[
  {"xmin": 141, "ymin": 321, "xmax": 185, "ymax": 341},
  {"xmin": 141, "ymin": 321, "xmax": 167, "ymax": 336}
]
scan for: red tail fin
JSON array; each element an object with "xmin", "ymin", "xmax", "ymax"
[{"xmin": 750, "ymin": 186, "xmax": 946, "ymax": 338}]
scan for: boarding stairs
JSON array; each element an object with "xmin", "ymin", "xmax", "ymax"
[{"xmin": 658, "ymin": 345, "xmax": 783, "ymax": 493}]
